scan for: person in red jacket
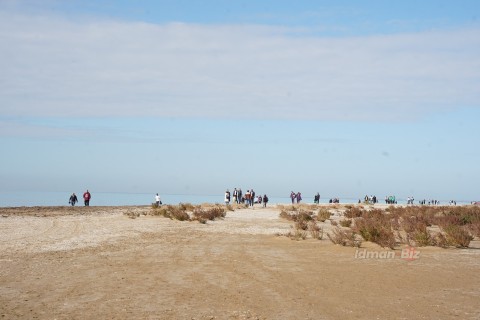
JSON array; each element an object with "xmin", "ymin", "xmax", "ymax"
[{"xmin": 83, "ymin": 190, "xmax": 91, "ymax": 206}]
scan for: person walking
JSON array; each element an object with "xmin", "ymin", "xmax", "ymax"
[
  {"xmin": 290, "ymin": 191, "xmax": 295, "ymax": 204},
  {"xmin": 83, "ymin": 190, "xmax": 91, "ymax": 206},
  {"xmin": 155, "ymin": 193, "xmax": 161, "ymax": 207},
  {"xmin": 233, "ymin": 188, "xmax": 238, "ymax": 204},
  {"xmin": 69, "ymin": 193, "xmax": 78, "ymax": 206},
  {"xmin": 245, "ymin": 190, "xmax": 251, "ymax": 206},
  {"xmin": 296, "ymin": 192, "xmax": 302, "ymax": 204},
  {"xmin": 262, "ymin": 194, "xmax": 268, "ymax": 208},
  {"xmin": 224, "ymin": 189, "xmax": 231, "ymax": 205}
]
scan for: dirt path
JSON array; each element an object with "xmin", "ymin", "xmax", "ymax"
[{"xmin": 1, "ymin": 206, "xmax": 479, "ymax": 319}]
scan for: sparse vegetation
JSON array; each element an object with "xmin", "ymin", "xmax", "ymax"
[
  {"xmin": 192, "ymin": 206, "xmax": 226, "ymax": 222},
  {"xmin": 321, "ymin": 205, "xmax": 479, "ymax": 249},
  {"xmin": 339, "ymin": 219, "xmax": 352, "ymax": 228},
  {"xmin": 344, "ymin": 207, "xmax": 364, "ymax": 219},
  {"xmin": 327, "ymin": 227, "xmax": 361, "ymax": 247},
  {"xmin": 124, "ymin": 210, "xmax": 140, "ymax": 219},
  {"xmin": 150, "ymin": 203, "xmax": 227, "ymax": 223},
  {"xmin": 317, "ymin": 208, "xmax": 331, "ymax": 222},
  {"xmin": 308, "ymin": 220, "xmax": 324, "ymax": 240},
  {"xmin": 148, "ymin": 203, "xmax": 478, "ymax": 248},
  {"xmin": 442, "ymin": 224, "xmax": 473, "ymax": 248}
]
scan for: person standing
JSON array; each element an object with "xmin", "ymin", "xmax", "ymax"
[
  {"xmin": 155, "ymin": 193, "xmax": 161, "ymax": 207},
  {"xmin": 296, "ymin": 192, "xmax": 302, "ymax": 204},
  {"xmin": 290, "ymin": 191, "xmax": 295, "ymax": 204},
  {"xmin": 250, "ymin": 189, "xmax": 255, "ymax": 207},
  {"xmin": 262, "ymin": 194, "xmax": 268, "ymax": 208},
  {"xmin": 83, "ymin": 190, "xmax": 91, "ymax": 206},
  {"xmin": 314, "ymin": 192, "xmax": 320, "ymax": 204},
  {"xmin": 69, "ymin": 193, "xmax": 78, "ymax": 206},
  {"xmin": 232, "ymin": 188, "xmax": 238, "ymax": 204},
  {"xmin": 224, "ymin": 189, "xmax": 231, "ymax": 205}
]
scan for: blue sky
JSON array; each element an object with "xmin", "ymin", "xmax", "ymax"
[{"xmin": 1, "ymin": 0, "xmax": 479, "ymax": 202}]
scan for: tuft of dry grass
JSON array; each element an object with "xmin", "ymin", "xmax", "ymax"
[
  {"xmin": 339, "ymin": 219, "xmax": 352, "ymax": 228},
  {"xmin": 442, "ymin": 224, "xmax": 473, "ymax": 248},
  {"xmin": 410, "ymin": 228, "xmax": 435, "ymax": 247},
  {"xmin": 308, "ymin": 220, "xmax": 324, "ymax": 240},
  {"xmin": 327, "ymin": 227, "xmax": 361, "ymax": 247},
  {"xmin": 124, "ymin": 210, "xmax": 140, "ymax": 219},
  {"xmin": 192, "ymin": 206, "xmax": 226, "ymax": 223},
  {"xmin": 468, "ymin": 222, "xmax": 480, "ymax": 238},
  {"xmin": 317, "ymin": 208, "xmax": 331, "ymax": 222},
  {"xmin": 353, "ymin": 210, "xmax": 396, "ymax": 249},
  {"xmin": 344, "ymin": 207, "xmax": 364, "ymax": 219},
  {"xmin": 285, "ymin": 229, "xmax": 307, "ymax": 241},
  {"xmin": 151, "ymin": 205, "xmax": 190, "ymax": 221},
  {"xmin": 279, "ymin": 210, "xmax": 294, "ymax": 221},
  {"xmin": 179, "ymin": 203, "xmax": 195, "ymax": 211}
]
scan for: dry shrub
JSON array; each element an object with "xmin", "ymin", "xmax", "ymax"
[
  {"xmin": 327, "ymin": 227, "xmax": 361, "ymax": 247},
  {"xmin": 280, "ymin": 209, "xmax": 314, "ymax": 224},
  {"xmin": 151, "ymin": 205, "xmax": 190, "ymax": 221},
  {"xmin": 152, "ymin": 207, "xmax": 168, "ymax": 217},
  {"xmin": 339, "ymin": 219, "xmax": 352, "ymax": 228},
  {"xmin": 291, "ymin": 210, "xmax": 314, "ymax": 231},
  {"xmin": 168, "ymin": 206, "xmax": 190, "ymax": 221},
  {"xmin": 409, "ymin": 228, "xmax": 435, "ymax": 247},
  {"xmin": 344, "ymin": 207, "xmax": 364, "ymax": 219},
  {"xmin": 192, "ymin": 206, "xmax": 226, "ymax": 222},
  {"xmin": 317, "ymin": 208, "xmax": 331, "ymax": 222},
  {"xmin": 124, "ymin": 210, "xmax": 140, "ymax": 219},
  {"xmin": 308, "ymin": 220, "xmax": 324, "ymax": 240},
  {"xmin": 279, "ymin": 210, "xmax": 294, "ymax": 221},
  {"xmin": 296, "ymin": 210, "xmax": 314, "ymax": 222},
  {"xmin": 442, "ymin": 224, "xmax": 473, "ymax": 248},
  {"xmin": 295, "ymin": 219, "xmax": 308, "ymax": 231},
  {"xmin": 434, "ymin": 232, "xmax": 449, "ymax": 248},
  {"xmin": 179, "ymin": 203, "xmax": 195, "ymax": 211},
  {"xmin": 290, "ymin": 229, "xmax": 307, "ymax": 241},
  {"xmin": 353, "ymin": 210, "xmax": 396, "ymax": 249},
  {"xmin": 468, "ymin": 222, "xmax": 480, "ymax": 238},
  {"xmin": 402, "ymin": 214, "xmax": 432, "ymax": 232}
]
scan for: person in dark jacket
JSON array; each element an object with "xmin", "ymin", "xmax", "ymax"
[
  {"xmin": 262, "ymin": 194, "xmax": 268, "ymax": 208},
  {"xmin": 69, "ymin": 193, "xmax": 78, "ymax": 206}
]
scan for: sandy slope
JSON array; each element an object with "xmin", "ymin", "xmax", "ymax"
[{"xmin": 0, "ymin": 205, "xmax": 479, "ymax": 319}]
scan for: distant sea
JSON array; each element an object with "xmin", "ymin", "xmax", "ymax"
[{"xmin": 0, "ymin": 192, "xmax": 473, "ymax": 207}]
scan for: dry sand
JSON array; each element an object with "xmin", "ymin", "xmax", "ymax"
[{"xmin": 1, "ymin": 205, "xmax": 479, "ymax": 319}]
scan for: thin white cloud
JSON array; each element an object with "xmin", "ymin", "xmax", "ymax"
[{"xmin": 0, "ymin": 11, "xmax": 479, "ymax": 121}]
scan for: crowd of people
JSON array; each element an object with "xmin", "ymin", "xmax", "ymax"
[
  {"xmin": 419, "ymin": 199, "xmax": 446, "ymax": 206},
  {"xmin": 224, "ymin": 188, "xmax": 269, "ymax": 208},
  {"xmin": 69, "ymin": 190, "xmax": 463, "ymax": 208},
  {"xmin": 364, "ymin": 195, "xmax": 378, "ymax": 204},
  {"xmin": 385, "ymin": 196, "xmax": 397, "ymax": 204}
]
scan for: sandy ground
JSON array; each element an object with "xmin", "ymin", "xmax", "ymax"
[{"xmin": 1, "ymin": 205, "xmax": 479, "ymax": 319}]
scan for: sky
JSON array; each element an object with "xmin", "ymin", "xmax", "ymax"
[{"xmin": 1, "ymin": 0, "xmax": 479, "ymax": 202}]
